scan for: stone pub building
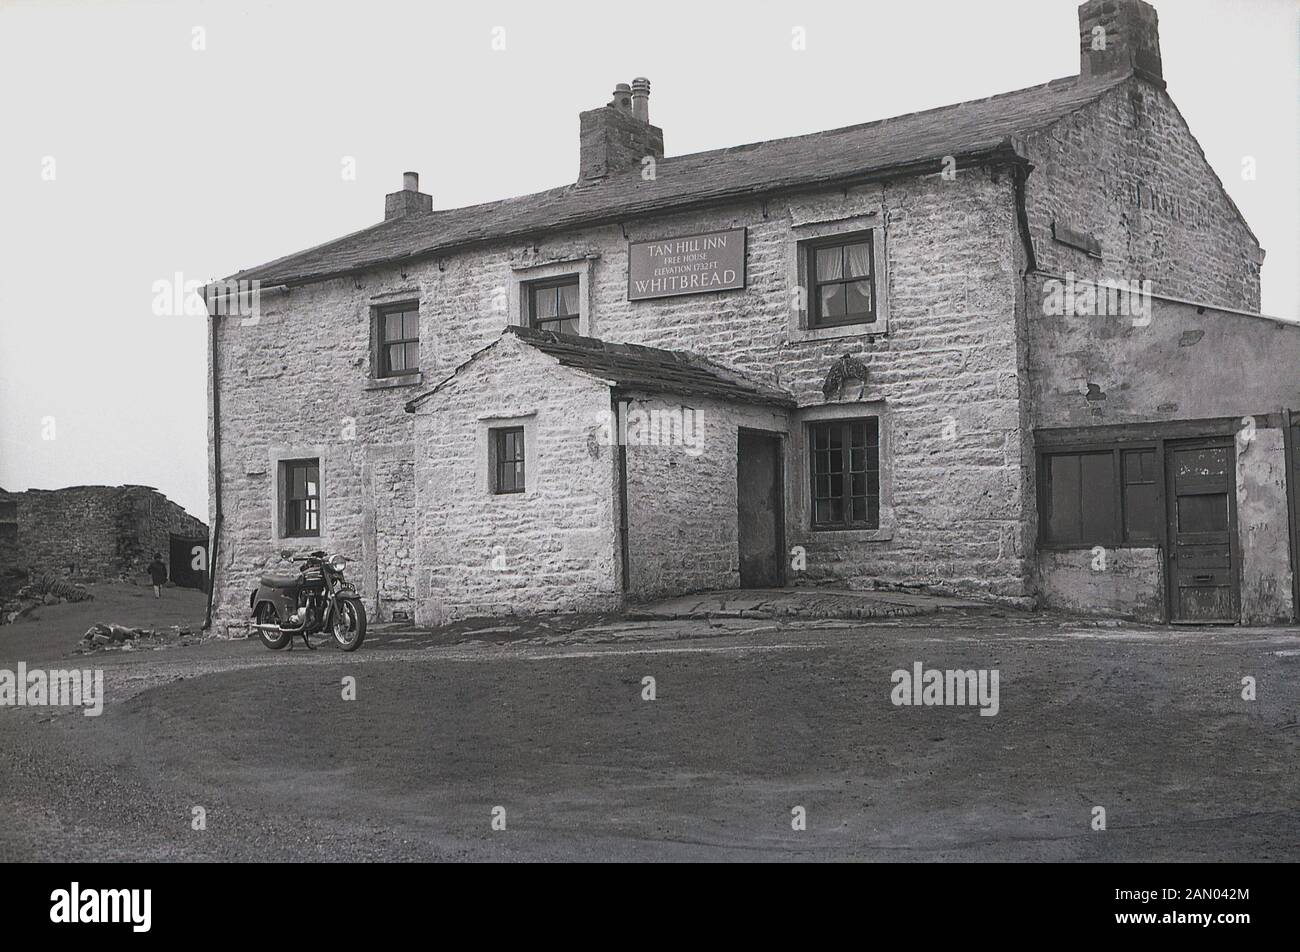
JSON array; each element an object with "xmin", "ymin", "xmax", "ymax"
[{"xmin": 207, "ymin": 0, "xmax": 1300, "ymax": 631}]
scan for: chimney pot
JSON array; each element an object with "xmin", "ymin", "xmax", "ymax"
[
  {"xmin": 403, "ymin": 171, "xmax": 419, "ymax": 192},
  {"xmin": 630, "ymin": 77, "xmax": 650, "ymax": 123},
  {"xmin": 610, "ymin": 83, "xmax": 632, "ymax": 112}
]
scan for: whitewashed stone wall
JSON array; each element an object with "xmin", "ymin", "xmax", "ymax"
[
  {"xmin": 212, "ymin": 156, "xmax": 1042, "ymax": 624},
  {"xmin": 409, "ymin": 336, "xmax": 622, "ymax": 625}
]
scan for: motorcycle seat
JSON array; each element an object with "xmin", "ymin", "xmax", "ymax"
[{"xmin": 259, "ymin": 573, "xmax": 300, "ymax": 588}]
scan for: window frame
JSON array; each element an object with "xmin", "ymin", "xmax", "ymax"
[
  {"xmin": 806, "ymin": 232, "xmax": 877, "ymax": 329},
  {"xmin": 1037, "ymin": 441, "xmax": 1162, "ymax": 549},
  {"xmin": 490, "ymin": 426, "xmax": 526, "ymax": 495},
  {"xmin": 526, "ymin": 275, "xmax": 581, "ymax": 336},
  {"xmin": 282, "ymin": 458, "xmax": 321, "ymax": 538},
  {"xmin": 808, "ymin": 417, "xmax": 881, "ymax": 531},
  {"xmin": 374, "ymin": 301, "xmax": 420, "ymax": 379}
]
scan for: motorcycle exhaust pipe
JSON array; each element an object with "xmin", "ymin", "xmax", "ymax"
[{"xmin": 251, "ymin": 622, "xmax": 305, "ymax": 634}]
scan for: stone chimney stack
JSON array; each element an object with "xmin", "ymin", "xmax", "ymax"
[
  {"xmin": 1078, "ymin": 0, "xmax": 1163, "ymax": 85},
  {"xmin": 578, "ymin": 78, "xmax": 664, "ymax": 182},
  {"xmin": 384, "ymin": 170, "xmax": 433, "ymax": 221}
]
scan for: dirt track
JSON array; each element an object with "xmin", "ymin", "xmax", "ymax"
[{"xmin": 2, "ymin": 584, "xmax": 1298, "ymax": 861}]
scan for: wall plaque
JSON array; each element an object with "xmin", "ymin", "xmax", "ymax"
[{"xmin": 627, "ymin": 227, "xmax": 746, "ymax": 300}]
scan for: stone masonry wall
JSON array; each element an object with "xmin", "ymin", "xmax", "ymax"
[
  {"xmin": 2, "ymin": 485, "xmax": 207, "ymax": 579},
  {"xmin": 210, "ymin": 163, "xmax": 1037, "ymax": 624},
  {"xmin": 410, "ymin": 336, "xmax": 622, "ymax": 625},
  {"xmin": 1018, "ymin": 77, "xmax": 1262, "ymax": 311},
  {"xmin": 374, "ymin": 457, "xmax": 416, "ymax": 618}
]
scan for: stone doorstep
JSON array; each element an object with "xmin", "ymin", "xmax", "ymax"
[{"xmin": 626, "ymin": 587, "xmax": 994, "ymax": 623}]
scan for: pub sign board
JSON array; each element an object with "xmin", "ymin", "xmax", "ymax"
[{"xmin": 627, "ymin": 227, "xmax": 747, "ymax": 301}]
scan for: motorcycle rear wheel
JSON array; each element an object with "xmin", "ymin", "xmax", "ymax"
[
  {"xmin": 332, "ymin": 598, "xmax": 367, "ymax": 652},
  {"xmin": 256, "ymin": 603, "xmax": 291, "ymax": 650}
]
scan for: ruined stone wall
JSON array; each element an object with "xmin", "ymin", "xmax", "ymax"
[
  {"xmin": 410, "ymin": 336, "xmax": 622, "ymax": 625},
  {"xmin": 1, "ymin": 486, "xmax": 206, "ymax": 579},
  {"xmin": 1018, "ymin": 77, "xmax": 1262, "ymax": 312}
]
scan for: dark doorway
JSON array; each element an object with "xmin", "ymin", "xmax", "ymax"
[
  {"xmin": 169, "ymin": 534, "xmax": 209, "ymax": 592},
  {"xmin": 1164, "ymin": 439, "xmax": 1238, "ymax": 623},
  {"xmin": 737, "ymin": 429, "xmax": 784, "ymax": 588}
]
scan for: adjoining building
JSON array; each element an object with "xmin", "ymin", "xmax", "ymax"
[
  {"xmin": 206, "ymin": 0, "xmax": 1300, "ymax": 629},
  {"xmin": 0, "ymin": 485, "xmax": 210, "ymax": 590}
]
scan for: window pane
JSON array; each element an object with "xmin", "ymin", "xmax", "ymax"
[
  {"xmin": 1178, "ymin": 494, "xmax": 1228, "ymax": 533},
  {"xmin": 845, "ymin": 242, "xmax": 871, "ymax": 278},
  {"xmin": 1079, "ymin": 453, "xmax": 1115, "ymax": 542},
  {"xmin": 388, "ymin": 343, "xmax": 405, "ymax": 372},
  {"xmin": 385, "ymin": 312, "xmax": 403, "ymax": 341},
  {"xmin": 403, "ymin": 312, "xmax": 419, "ymax": 340},
  {"xmin": 557, "ymin": 281, "xmax": 579, "ymax": 316},
  {"xmin": 1124, "ymin": 483, "xmax": 1158, "ymax": 541},
  {"xmin": 1046, "ymin": 455, "xmax": 1082, "ymax": 542},
  {"xmin": 815, "ymin": 247, "xmax": 843, "ymax": 282},
  {"xmin": 534, "ymin": 287, "xmax": 558, "ymax": 319},
  {"xmin": 1124, "ymin": 449, "xmax": 1154, "ymax": 484},
  {"xmin": 818, "ymin": 284, "xmax": 845, "ymax": 319},
  {"xmin": 1046, "ymin": 452, "xmax": 1116, "ymax": 543},
  {"xmin": 553, "ymin": 317, "xmax": 579, "ymax": 335},
  {"xmin": 404, "ymin": 342, "xmax": 419, "ymax": 370},
  {"xmin": 1122, "ymin": 449, "xmax": 1158, "ymax": 541},
  {"xmin": 845, "ymin": 280, "xmax": 872, "ymax": 318}
]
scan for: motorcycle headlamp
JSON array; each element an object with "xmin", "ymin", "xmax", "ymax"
[{"xmin": 330, "ymin": 555, "xmax": 347, "ymax": 572}]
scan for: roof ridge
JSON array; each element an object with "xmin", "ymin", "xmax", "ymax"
[{"xmin": 231, "ymin": 72, "xmax": 1132, "ymax": 287}]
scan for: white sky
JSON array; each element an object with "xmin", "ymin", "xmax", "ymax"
[{"xmin": 1, "ymin": 0, "xmax": 1295, "ymax": 521}]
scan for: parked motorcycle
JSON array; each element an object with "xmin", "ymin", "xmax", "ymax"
[{"xmin": 249, "ymin": 550, "xmax": 366, "ymax": 651}]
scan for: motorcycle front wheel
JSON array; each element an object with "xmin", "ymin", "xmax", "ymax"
[
  {"xmin": 332, "ymin": 598, "xmax": 367, "ymax": 652},
  {"xmin": 256, "ymin": 603, "xmax": 291, "ymax": 650}
]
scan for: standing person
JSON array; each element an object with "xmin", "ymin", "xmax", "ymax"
[{"xmin": 147, "ymin": 553, "xmax": 168, "ymax": 598}]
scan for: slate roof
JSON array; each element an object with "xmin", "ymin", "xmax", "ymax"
[
  {"xmin": 406, "ymin": 326, "xmax": 796, "ymax": 411},
  {"xmin": 233, "ymin": 74, "xmax": 1131, "ymax": 288}
]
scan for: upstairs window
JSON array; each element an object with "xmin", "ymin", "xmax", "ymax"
[
  {"xmin": 809, "ymin": 234, "xmax": 876, "ymax": 328},
  {"xmin": 810, "ymin": 418, "xmax": 880, "ymax": 529},
  {"xmin": 283, "ymin": 459, "xmax": 320, "ymax": 537},
  {"xmin": 528, "ymin": 277, "xmax": 580, "ymax": 335},
  {"xmin": 377, "ymin": 304, "xmax": 419, "ymax": 377},
  {"xmin": 491, "ymin": 427, "xmax": 526, "ymax": 494}
]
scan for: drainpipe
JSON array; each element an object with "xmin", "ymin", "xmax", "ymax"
[
  {"xmin": 1011, "ymin": 158, "xmax": 1038, "ymax": 274},
  {"xmin": 613, "ymin": 395, "xmax": 630, "ymax": 596},
  {"xmin": 203, "ymin": 290, "xmax": 222, "ymax": 631}
]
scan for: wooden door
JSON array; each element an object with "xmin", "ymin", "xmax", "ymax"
[{"xmin": 1164, "ymin": 439, "xmax": 1238, "ymax": 623}]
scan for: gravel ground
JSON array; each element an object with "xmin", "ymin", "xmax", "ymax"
[{"xmin": 2, "ymin": 586, "xmax": 1298, "ymax": 861}]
